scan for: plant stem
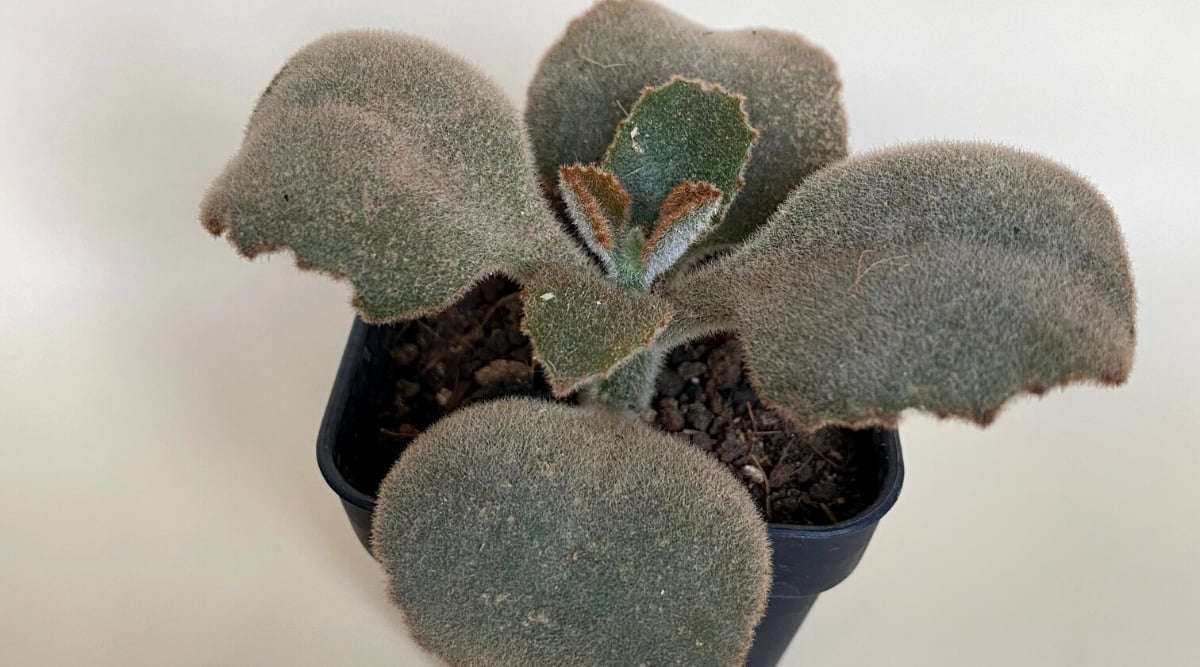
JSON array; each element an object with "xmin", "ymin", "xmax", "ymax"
[{"xmin": 589, "ymin": 344, "xmax": 665, "ymax": 412}]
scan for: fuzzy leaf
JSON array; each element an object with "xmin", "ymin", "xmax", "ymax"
[
  {"xmin": 201, "ymin": 31, "xmax": 589, "ymax": 323},
  {"xmin": 680, "ymin": 142, "xmax": 1136, "ymax": 428},
  {"xmin": 602, "ymin": 78, "xmax": 755, "ymax": 229},
  {"xmin": 641, "ymin": 181, "xmax": 724, "ymax": 287},
  {"xmin": 521, "ymin": 265, "xmax": 673, "ymax": 394},
  {"xmin": 527, "ymin": 0, "xmax": 847, "ymax": 249},
  {"xmin": 608, "ymin": 226, "xmax": 652, "ymax": 292},
  {"xmin": 373, "ymin": 398, "xmax": 771, "ymax": 667},
  {"xmin": 557, "ymin": 164, "xmax": 631, "ymax": 271}
]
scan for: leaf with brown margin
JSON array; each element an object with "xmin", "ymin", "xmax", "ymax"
[
  {"xmin": 558, "ymin": 164, "xmax": 632, "ymax": 270},
  {"xmin": 641, "ymin": 180, "xmax": 723, "ymax": 286}
]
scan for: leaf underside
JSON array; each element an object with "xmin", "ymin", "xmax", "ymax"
[
  {"xmin": 558, "ymin": 164, "xmax": 630, "ymax": 271},
  {"xmin": 682, "ymin": 142, "xmax": 1136, "ymax": 428}
]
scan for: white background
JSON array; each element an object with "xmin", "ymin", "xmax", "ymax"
[{"xmin": 2, "ymin": 1, "xmax": 1198, "ymax": 665}]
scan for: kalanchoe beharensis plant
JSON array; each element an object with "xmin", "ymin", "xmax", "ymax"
[{"xmin": 201, "ymin": 1, "xmax": 1135, "ymax": 665}]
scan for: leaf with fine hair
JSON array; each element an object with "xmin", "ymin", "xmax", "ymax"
[
  {"xmin": 641, "ymin": 180, "xmax": 724, "ymax": 288},
  {"xmin": 372, "ymin": 398, "xmax": 771, "ymax": 667},
  {"xmin": 521, "ymin": 265, "xmax": 673, "ymax": 395},
  {"xmin": 557, "ymin": 164, "xmax": 631, "ymax": 272},
  {"xmin": 527, "ymin": 0, "xmax": 847, "ymax": 250},
  {"xmin": 677, "ymin": 142, "xmax": 1136, "ymax": 428},
  {"xmin": 201, "ymin": 30, "xmax": 589, "ymax": 323},
  {"xmin": 602, "ymin": 77, "xmax": 755, "ymax": 230}
]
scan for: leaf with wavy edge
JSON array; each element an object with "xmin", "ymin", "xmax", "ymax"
[
  {"xmin": 641, "ymin": 181, "xmax": 724, "ymax": 287},
  {"xmin": 674, "ymin": 142, "xmax": 1136, "ymax": 428},
  {"xmin": 202, "ymin": 31, "xmax": 589, "ymax": 323},
  {"xmin": 602, "ymin": 77, "xmax": 755, "ymax": 230},
  {"xmin": 527, "ymin": 0, "xmax": 847, "ymax": 252},
  {"xmin": 557, "ymin": 164, "xmax": 631, "ymax": 272}
]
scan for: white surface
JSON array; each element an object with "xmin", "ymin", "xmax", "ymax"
[{"xmin": 2, "ymin": 1, "xmax": 1198, "ymax": 665}]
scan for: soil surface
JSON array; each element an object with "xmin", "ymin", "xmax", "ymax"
[
  {"xmin": 646, "ymin": 338, "xmax": 880, "ymax": 525},
  {"xmin": 337, "ymin": 277, "xmax": 552, "ymax": 498},
  {"xmin": 346, "ymin": 276, "xmax": 880, "ymax": 526}
]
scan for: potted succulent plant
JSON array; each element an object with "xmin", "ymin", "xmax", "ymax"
[{"xmin": 199, "ymin": 1, "xmax": 1136, "ymax": 665}]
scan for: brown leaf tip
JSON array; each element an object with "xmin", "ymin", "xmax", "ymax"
[
  {"xmin": 200, "ymin": 213, "xmax": 227, "ymax": 237},
  {"xmin": 642, "ymin": 180, "xmax": 723, "ymax": 264},
  {"xmin": 199, "ymin": 183, "xmax": 232, "ymax": 237},
  {"xmin": 559, "ymin": 164, "xmax": 633, "ymax": 250}
]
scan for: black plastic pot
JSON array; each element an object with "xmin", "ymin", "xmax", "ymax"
[{"xmin": 318, "ymin": 318, "xmax": 904, "ymax": 667}]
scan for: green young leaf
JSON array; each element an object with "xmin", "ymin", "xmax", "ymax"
[
  {"xmin": 372, "ymin": 398, "xmax": 771, "ymax": 667},
  {"xmin": 553, "ymin": 78, "xmax": 753, "ymax": 291},
  {"xmin": 521, "ymin": 265, "xmax": 673, "ymax": 395},
  {"xmin": 602, "ymin": 77, "xmax": 755, "ymax": 230},
  {"xmin": 201, "ymin": 31, "xmax": 589, "ymax": 323},
  {"xmin": 527, "ymin": 0, "xmax": 847, "ymax": 250},
  {"xmin": 677, "ymin": 142, "xmax": 1136, "ymax": 428}
]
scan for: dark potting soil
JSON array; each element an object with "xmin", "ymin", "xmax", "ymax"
[
  {"xmin": 343, "ymin": 276, "xmax": 880, "ymax": 526},
  {"xmin": 335, "ymin": 277, "xmax": 553, "ymax": 499},
  {"xmin": 647, "ymin": 340, "xmax": 879, "ymax": 525}
]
